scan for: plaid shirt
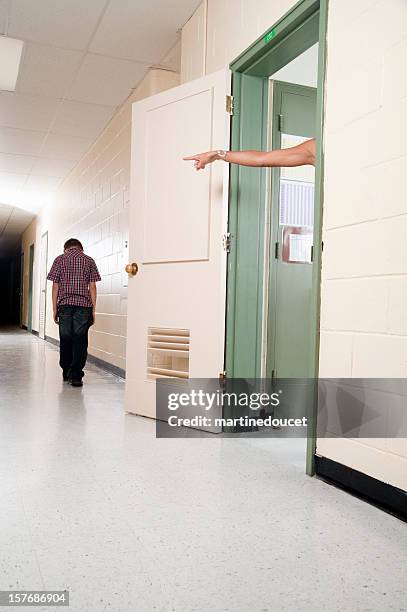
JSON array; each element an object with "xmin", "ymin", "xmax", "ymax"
[{"xmin": 47, "ymin": 247, "xmax": 101, "ymax": 308}]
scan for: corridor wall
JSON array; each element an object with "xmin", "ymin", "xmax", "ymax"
[{"xmin": 180, "ymin": 0, "xmax": 407, "ymax": 491}]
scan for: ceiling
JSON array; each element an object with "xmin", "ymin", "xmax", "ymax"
[
  {"xmin": 0, "ymin": 202, "xmax": 33, "ymax": 254},
  {"xmin": 270, "ymin": 44, "xmax": 319, "ymax": 88},
  {"xmin": 0, "ymin": 0, "xmax": 201, "ymax": 215}
]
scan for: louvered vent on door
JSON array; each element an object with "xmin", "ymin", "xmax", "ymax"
[{"xmin": 147, "ymin": 327, "xmax": 190, "ymax": 379}]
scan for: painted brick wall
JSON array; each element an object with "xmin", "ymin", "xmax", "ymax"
[
  {"xmin": 180, "ymin": 0, "xmax": 407, "ymax": 489},
  {"xmin": 318, "ymin": 0, "xmax": 407, "ymax": 489}
]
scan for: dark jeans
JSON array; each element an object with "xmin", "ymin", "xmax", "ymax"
[{"xmin": 58, "ymin": 305, "xmax": 93, "ymax": 380}]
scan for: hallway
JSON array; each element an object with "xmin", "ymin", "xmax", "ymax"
[{"xmin": 0, "ymin": 329, "xmax": 406, "ymax": 612}]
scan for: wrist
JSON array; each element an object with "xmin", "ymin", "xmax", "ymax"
[{"xmin": 214, "ymin": 150, "xmax": 227, "ymax": 161}]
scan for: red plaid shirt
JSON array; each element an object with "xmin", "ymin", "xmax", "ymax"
[{"xmin": 47, "ymin": 247, "xmax": 101, "ymax": 308}]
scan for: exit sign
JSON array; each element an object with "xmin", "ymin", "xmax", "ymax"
[{"xmin": 264, "ymin": 29, "xmax": 276, "ymax": 44}]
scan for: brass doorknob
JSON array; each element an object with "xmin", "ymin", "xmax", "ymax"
[{"xmin": 125, "ymin": 262, "xmax": 138, "ymax": 276}]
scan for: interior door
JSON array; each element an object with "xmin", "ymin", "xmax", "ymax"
[
  {"xmin": 39, "ymin": 231, "xmax": 48, "ymax": 339},
  {"xmin": 125, "ymin": 70, "xmax": 231, "ymax": 418},
  {"xmin": 267, "ymin": 81, "xmax": 317, "ymax": 378}
]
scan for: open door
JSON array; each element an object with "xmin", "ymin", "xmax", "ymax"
[
  {"xmin": 125, "ymin": 70, "xmax": 231, "ymax": 418},
  {"xmin": 39, "ymin": 231, "xmax": 48, "ymax": 339},
  {"xmin": 267, "ymin": 81, "xmax": 317, "ymax": 378}
]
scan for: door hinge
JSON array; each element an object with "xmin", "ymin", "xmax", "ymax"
[
  {"xmin": 310, "ymin": 245, "xmax": 314, "ymax": 262},
  {"xmin": 219, "ymin": 370, "xmax": 227, "ymax": 386},
  {"xmin": 278, "ymin": 114, "xmax": 284, "ymax": 132},
  {"xmin": 226, "ymin": 95, "xmax": 234, "ymax": 115},
  {"xmin": 222, "ymin": 232, "xmax": 232, "ymax": 253},
  {"xmin": 274, "ymin": 241, "xmax": 280, "ymax": 259},
  {"xmin": 271, "ymin": 369, "xmax": 277, "ymax": 385}
]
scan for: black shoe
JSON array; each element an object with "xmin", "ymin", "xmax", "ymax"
[
  {"xmin": 63, "ymin": 370, "xmax": 71, "ymax": 382},
  {"xmin": 71, "ymin": 379, "xmax": 83, "ymax": 387}
]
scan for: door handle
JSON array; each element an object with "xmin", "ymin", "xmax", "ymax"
[
  {"xmin": 125, "ymin": 262, "xmax": 138, "ymax": 276},
  {"xmin": 271, "ymin": 368, "xmax": 277, "ymax": 387}
]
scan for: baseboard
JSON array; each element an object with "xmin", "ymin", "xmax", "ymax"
[
  {"xmin": 87, "ymin": 353, "xmax": 125, "ymax": 379},
  {"xmin": 315, "ymin": 455, "xmax": 406, "ymax": 522},
  {"xmin": 45, "ymin": 335, "xmax": 125, "ymax": 379},
  {"xmin": 22, "ymin": 324, "xmax": 39, "ymax": 336}
]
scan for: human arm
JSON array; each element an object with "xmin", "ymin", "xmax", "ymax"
[
  {"xmin": 88, "ymin": 257, "xmax": 101, "ymax": 326},
  {"xmin": 183, "ymin": 138, "xmax": 316, "ymax": 170},
  {"xmin": 47, "ymin": 257, "xmax": 61, "ymax": 323},
  {"xmin": 52, "ymin": 283, "xmax": 59, "ymax": 323},
  {"xmin": 89, "ymin": 282, "xmax": 97, "ymax": 325}
]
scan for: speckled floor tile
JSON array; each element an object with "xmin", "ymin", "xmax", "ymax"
[{"xmin": 0, "ymin": 328, "xmax": 406, "ymax": 612}]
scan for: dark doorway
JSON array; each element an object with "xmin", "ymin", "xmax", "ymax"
[{"xmin": 0, "ymin": 254, "xmax": 22, "ymax": 326}]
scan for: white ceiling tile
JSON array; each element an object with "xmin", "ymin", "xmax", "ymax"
[
  {"xmin": 89, "ymin": 0, "xmax": 201, "ymax": 62},
  {"xmin": 4, "ymin": 206, "xmax": 34, "ymax": 233},
  {"xmin": 0, "ymin": 171, "xmax": 28, "ymax": 189},
  {"xmin": 0, "ymin": 171, "xmax": 28, "ymax": 205},
  {"xmin": 0, "ymin": 202, "xmax": 13, "ymax": 214},
  {"xmin": 66, "ymin": 53, "xmax": 148, "ymax": 106},
  {"xmin": 0, "ymin": 204, "xmax": 13, "ymax": 230},
  {"xmin": 51, "ymin": 100, "xmax": 114, "ymax": 139},
  {"xmin": 8, "ymin": 0, "xmax": 107, "ymax": 50},
  {"xmin": 30, "ymin": 157, "xmax": 76, "ymax": 178},
  {"xmin": 25, "ymin": 174, "xmax": 61, "ymax": 191},
  {"xmin": 0, "ymin": 152, "xmax": 36, "ymax": 174},
  {"xmin": 16, "ymin": 43, "xmax": 84, "ymax": 98},
  {"xmin": 0, "ymin": 126, "xmax": 46, "ymax": 156},
  {"xmin": 0, "ymin": 92, "xmax": 60, "ymax": 131},
  {"xmin": 40, "ymin": 132, "xmax": 93, "ymax": 161},
  {"xmin": 0, "ymin": 0, "xmax": 9, "ymax": 35}
]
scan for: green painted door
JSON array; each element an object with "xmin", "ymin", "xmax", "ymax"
[
  {"xmin": 267, "ymin": 81, "xmax": 317, "ymax": 378},
  {"xmin": 27, "ymin": 244, "xmax": 34, "ymax": 333}
]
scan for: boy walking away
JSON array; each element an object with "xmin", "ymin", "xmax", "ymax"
[{"xmin": 47, "ymin": 238, "xmax": 101, "ymax": 387}]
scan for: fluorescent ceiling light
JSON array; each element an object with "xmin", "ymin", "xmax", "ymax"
[{"xmin": 0, "ymin": 37, "xmax": 24, "ymax": 92}]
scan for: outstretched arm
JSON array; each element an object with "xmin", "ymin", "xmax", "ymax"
[{"xmin": 183, "ymin": 138, "xmax": 316, "ymax": 170}]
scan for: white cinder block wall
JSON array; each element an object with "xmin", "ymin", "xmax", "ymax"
[
  {"xmin": 22, "ymin": 69, "xmax": 179, "ymax": 372},
  {"xmin": 180, "ymin": 0, "xmax": 407, "ymax": 489},
  {"xmin": 318, "ymin": 0, "xmax": 407, "ymax": 490}
]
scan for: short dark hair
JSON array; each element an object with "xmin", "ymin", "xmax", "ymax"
[{"xmin": 64, "ymin": 238, "xmax": 83, "ymax": 251}]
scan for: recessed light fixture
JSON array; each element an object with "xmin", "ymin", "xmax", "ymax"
[{"xmin": 0, "ymin": 36, "xmax": 24, "ymax": 92}]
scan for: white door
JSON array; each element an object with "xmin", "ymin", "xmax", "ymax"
[
  {"xmin": 125, "ymin": 69, "xmax": 231, "ymax": 418},
  {"xmin": 39, "ymin": 231, "xmax": 48, "ymax": 339}
]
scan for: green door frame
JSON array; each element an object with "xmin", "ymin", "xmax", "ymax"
[
  {"xmin": 27, "ymin": 243, "xmax": 35, "ymax": 333},
  {"xmin": 225, "ymin": 0, "xmax": 328, "ymax": 475},
  {"xmin": 20, "ymin": 252, "xmax": 24, "ymax": 328}
]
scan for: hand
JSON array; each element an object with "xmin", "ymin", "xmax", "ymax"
[
  {"xmin": 91, "ymin": 309, "xmax": 96, "ymax": 326},
  {"xmin": 53, "ymin": 310, "xmax": 59, "ymax": 324},
  {"xmin": 183, "ymin": 151, "xmax": 217, "ymax": 170}
]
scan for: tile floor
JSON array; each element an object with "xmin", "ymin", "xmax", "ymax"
[{"xmin": 0, "ymin": 328, "xmax": 406, "ymax": 612}]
